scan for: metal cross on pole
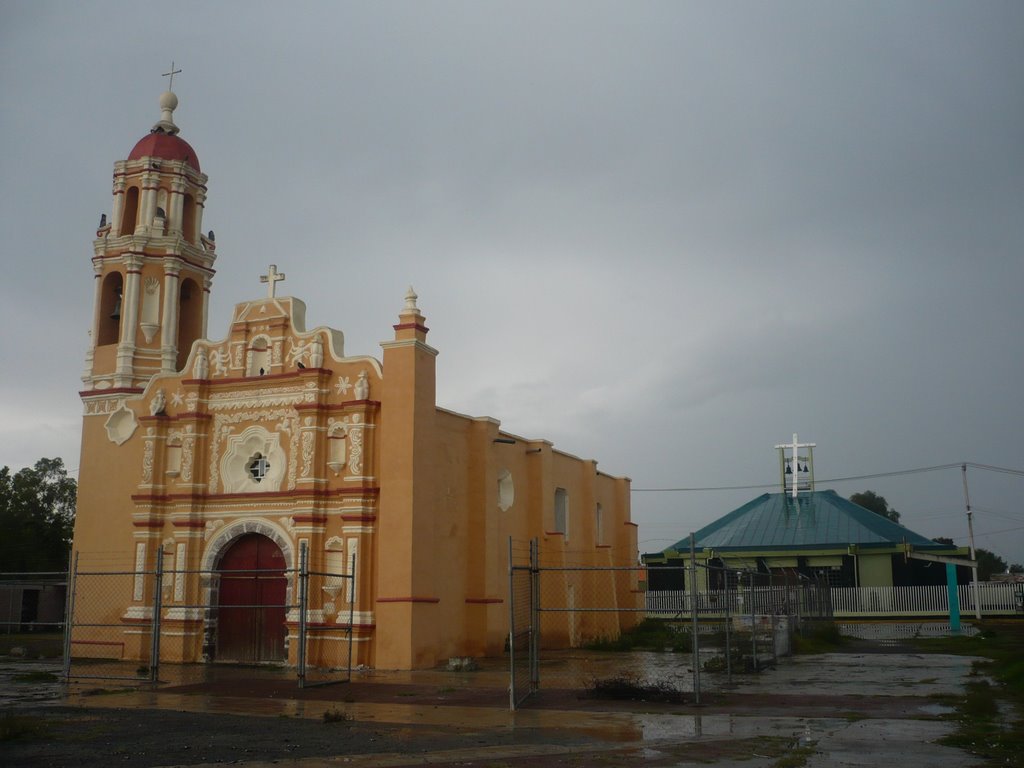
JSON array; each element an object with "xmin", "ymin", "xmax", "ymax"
[
  {"xmin": 162, "ymin": 61, "xmax": 182, "ymax": 91},
  {"xmin": 260, "ymin": 264, "xmax": 286, "ymax": 298}
]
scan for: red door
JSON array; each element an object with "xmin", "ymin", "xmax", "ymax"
[{"xmin": 216, "ymin": 534, "xmax": 287, "ymax": 662}]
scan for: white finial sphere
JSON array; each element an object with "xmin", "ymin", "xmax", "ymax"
[{"xmin": 159, "ymin": 91, "xmax": 178, "ymax": 111}]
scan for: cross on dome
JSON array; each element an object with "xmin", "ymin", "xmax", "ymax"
[
  {"xmin": 162, "ymin": 61, "xmax": 182, "ymax": 91},
  {"xmin": 260, "ymin": 265, "xmax": 286, "ymax": 298}
]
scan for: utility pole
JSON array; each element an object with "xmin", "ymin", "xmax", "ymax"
[{"xmin": 961, "ymin": 464, "xmax": 982, "ymax": 621}]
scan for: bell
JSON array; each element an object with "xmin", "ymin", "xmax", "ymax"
[{"xmin": 110, "ymin": 292, "xmax": 122, "ymax": 320}]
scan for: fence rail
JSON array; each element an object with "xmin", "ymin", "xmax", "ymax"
[{"xmin": 648, "ymin": 582, "xmax": 1024, "ymax": 619}]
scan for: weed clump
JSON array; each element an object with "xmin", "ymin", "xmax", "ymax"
[
  {"xmin": 587, "ymin": 672, "xmax": 687, "ymax": 703},
  {"xmin": 322, "ymin": 708, "xmax": 353, "ymax": 723},
  {"xmin": 585, "ymin": 619, "xmax": 692, "ymax": 653}
]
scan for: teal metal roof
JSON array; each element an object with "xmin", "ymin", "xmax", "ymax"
[{"xmin": 666, "ymin": 490, "xmax": 947, "ymax": 554}]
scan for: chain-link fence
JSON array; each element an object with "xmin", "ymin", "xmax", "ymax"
[
  {"xmin": 509, "ymin": 538, "xmax": 832, "ymax": 709},
  {"xmin": 63, "ymin": 544, "xmax": 354, "ymax": 687}
]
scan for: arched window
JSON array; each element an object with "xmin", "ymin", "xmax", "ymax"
[
  {"xmin": 247, "ymin": 336, "xmax": 271, "ymax": 377},
  {"xmin": 97, "ymin": 272, "xmax": 124, "ymax": 345},
  {"xmin": 120, "ymin": 187, "xmax": 139, "ymax": 236},
  {"xmin": 175, "ymin": 278, "xmax": 202, "ymax": 371}
]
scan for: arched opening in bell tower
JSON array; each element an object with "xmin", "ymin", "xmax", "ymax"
[
  {"xmin": 97, "ymin": 272, "xmax": 124, "ymax": 346},
  {"xmin": 182, "ymin": 193, "xmax": 196, "ymax": 244},
  {"xmin": 120, "ymin": 187, "xmax": 140, "ymax": 236},
  {"xmin": 176, "ymin": 278, "xmax": 201, "ymax": 371}
]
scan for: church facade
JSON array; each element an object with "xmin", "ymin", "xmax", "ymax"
[{"xmin": 71, "ymin": 91, "xmax": 638, "ymax": 670}]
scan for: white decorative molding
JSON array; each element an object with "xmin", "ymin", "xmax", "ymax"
[
  {"xmin": 208, "ymin": 382, "xmax": 316, "ymax": 411},
  {"xmin": 105, "ymin": 403, "xmax": 138, "ymax": 445},
  {"xmin": 141, "ymin": 429, "xmax": 155, "ymax": 484},
  {"xmin": 210, "ymin": 347, "xmax": 230, "ymax": 377},
  {"xmin": 278, "ymin": 516, "xmax": 296, "ymax": 533},
  {"xmin": 204, "ymin": 519, "xmax": 224, "ymax": 541},
  {"xmin": 181, "ymin": 426, "xmax": 195, "ymax": 483},
  {"xmin": 164, "ymin": 607, "xmax": 204, "ymax": 621},
  {"xmin": 325, "ymin": 536, "xmax": 345, "ymax": 551},
  {"xmin": 201, "ymin": 518, "xmax": 295, "ymax": 572},
  {"xmin": 335, "ymin": 376, "xmax": 351, "ymax": 396},
  {"xmin": 208, "ymin": 408, "xmax": 299, "ymax": 493},
  {"xmin": 219, "ymin": 424, "xmax": 286, "ymax": 494},
  {"xmin": 123, "ymin": 606, "xmax": 154, "ymax": 620},
  {"xmin": 348, "ymin": 414, "xmax": 364, "ymax": 475}
]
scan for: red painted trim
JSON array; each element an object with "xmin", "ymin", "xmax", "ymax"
[
  {"xmin": 169, "ymin": 412, "xmax": 212, "ymax": 421},
  {"xmin": 392, "ymin": 322, "xmax": 429, "ymax": 333},
  {"xmin": 340, "ymin": 399, "xmax": 381, "ymax": 408},
  {"xmin": 71, "ymin": 640, "xmax": 125, "ymax": 649},
  {"xmin": 340, "ymin": 514, "xmax": 377, "ymax": 523},
  {"xmin": 132, "ymin": 521, "xmax": 163, "ymax": 529},
  {"xmin": 292, "ymin": 514, "xmax": 326, "ymax": 524},
  {"xmin": 596, "ymin": 544, "xmax": 612, "ymax": 549},
  {"xmin": 545, "ymin": 531, "xmax": 565, "ymax": 537},
  {"xmin": 131, "ymin": 487, "xmax": 379, "ymax": 504},
  {"xmin": 80, "ymin": 387, "xmax": 144, "ymax": 397},
  {"xmin": 465, "ymin": 598, "xmax": 503, "ymax": 604},
  {"xmin": 171, "ymin": 520, "xmax": 205, "ymax": 529},
  {"xmin": 377, "ymin": 596, "xmax": 440, "ymax": 604}
]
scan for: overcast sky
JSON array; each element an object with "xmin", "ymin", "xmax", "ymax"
[{"xmin": 2, "ymin": 1, "xmax": 1022, "ymax": 565}]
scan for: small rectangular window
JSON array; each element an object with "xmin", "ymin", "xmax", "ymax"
[{"xmin": 554, "ymin": 488, "xmax": 568, "ymax": 538}]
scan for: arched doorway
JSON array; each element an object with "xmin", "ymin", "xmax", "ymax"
[{"xmin": 216, "ymin": 533, "xmax": 287, "ymax": 662}]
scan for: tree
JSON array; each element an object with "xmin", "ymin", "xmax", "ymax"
[
  {"xmin": 1010, "ymin": 563, "xmax": 1023, "ymax": 574},
  {"xmin": 0, "ymin": 458, "xmax": 76, "ymax": 572},
  {"xmin": 849, "ymin": 490, "xmax": 900, "ymax": 523},
  {"xmin": 931, "ymin": 537, "xmax": 1014, "ymax": 581}
]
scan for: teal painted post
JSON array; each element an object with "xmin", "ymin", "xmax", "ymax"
[{"xmin": 946, "ymin": 563, "xmax": 961, "ymax": 634}]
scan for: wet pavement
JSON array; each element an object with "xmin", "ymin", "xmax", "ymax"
[{"xmin": 0, "ymin": 625, "xmax": 989, "ymax": 767}]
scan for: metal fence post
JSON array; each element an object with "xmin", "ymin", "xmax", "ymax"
[
  {"xmin": 749, "ymin": 572, "xmax": 757, "ymax": 671},
  {"xmin": 689, "ymin": 533, "xmax": 700, "ymax": 704},
  {"xmin": 62, "ymin": 552, "xmax": 79, "ymax": 681},
  {"xmin": 529, "ymin": 538, "xmax": 539, "ymax": 693},
  {"xmin": 508, "ymin": 537, "xmax": 517, "ymax": 710},
  {"xmin": 347, "ymin": 551, "xmax": 356, "ymax": 682},
  {"xmin": 724, "ymin": 567, "xmax": 732, "ymax": 685},
  {"xmin": 150, "ymin": 546, "xmax": 164, "ymax": 684},
  {"xmin": 297, "ymin": 542, "xmax": 309, "ymax": 688}
]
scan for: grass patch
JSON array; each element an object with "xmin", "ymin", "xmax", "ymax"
[
  {"xmin": 11, "ymin": 670, "xmax": 59, "ymax": 683},
  {"xmin": 791, "ymin": 621, "xmax": 846, "ymax": 654},
  {"xmin": 0, "ymin": 633, "xmax": 64, "ymax": 659},
  {"xmin": 322, "ymin": 708, "xmax": 353, "ymax": 723},
  {"xmin": 773, "ymin": 745, "xmax": 815, "ymax": 768},
  {"xmin": 912, "ymin": 620, "xmax": 1024, "ymax": 765},
  {"xmin": 585, "ymin": 619, "xmax": 692, "ymax": 653},
  {"xmin": 587, "ymin": 672, "xmax": 687, "ymax": 703},
  {"xmin": 0, "ymin": 713, "xmax": 50, "ymax": 742}
]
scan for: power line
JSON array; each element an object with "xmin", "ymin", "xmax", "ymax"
[{"xmin": 632, "ymin": 461, "xmax": 1022, "ymax": 492}]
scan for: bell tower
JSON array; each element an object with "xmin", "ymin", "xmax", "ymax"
[{"xmin": 82, "ymin": 83, "xmax": 216, "ymax": 399}]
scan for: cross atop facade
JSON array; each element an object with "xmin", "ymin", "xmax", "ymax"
[
  {"xmin": 260, "ymin": 264, "xmax": 286, "ymax": 298},
  {"xmin": 775, "ymin": 433, "xmax": 816, "ymax": 498},
  {"xmin": 162, "ymin": 61, "xmax": 182, "ymax": 91}
]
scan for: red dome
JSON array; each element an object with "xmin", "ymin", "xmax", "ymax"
[{"xmin": 128, "ymin": 132, "xmax": 201, "ymax": 172}]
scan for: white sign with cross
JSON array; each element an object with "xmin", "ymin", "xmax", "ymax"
[{"xmin": 775, "ymin": 433, "xmax": 816, "ymax": 498}]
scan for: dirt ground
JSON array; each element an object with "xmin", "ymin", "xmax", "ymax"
[{"xmin": 0, "ymin": 639, "xmax": 985, "ymax": 768}]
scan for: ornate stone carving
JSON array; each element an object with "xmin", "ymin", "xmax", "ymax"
[
  {"xmin": 348, "ymin": 414, "xmax": 364, "ymax": 475},
  {"xmin": 272, "ymin": 340, "xmax": 282, "ymax": 365},
  {"xmin": 149, "ymin": 389, "xmax": 166, "ymax": 416},
  {"xmin": 310, "ymin": 337, "xmax": 324, "ymax": 368},
  {"xmin": 232, "ymin": 343, "xmax": 244, "ymax": 369},
  {"xmin": 104, "ymin": 403, "xmax": 138, "ymax": 445},
  {"xmin": 354, "ymin": 370, "xmax": 369, "ymax": 400},
  {"xmin": 141, "ymin": 430, "xmax": 155, "ymax": 483},
  {"xmin": 204, "ymin": 519, "xmax": 224, "ymax": 540},
  {"xmin": 300, "ymin": 422, "xmax": 315, "ymax": 478},
  {"xmin": 335, "ymin": 376, "xmax": 351, "ymax": 396},
  {"xmin": 192, "ymin": 349, "xmax": 209, "ymax": 379},
  {"xmin": 181, "ymin": 426, "xmax": 195, "ymax": 483},
  {"xmin": 208, "ymin": 409, "xmax": 299, "ymax": 493},
  {"xmin": 209, "ymin": 347, "xmax": 230, "ymax": 377},
  {"xmin": 208, "ymin": 382, "xmax": 315, "ymax": 411}
]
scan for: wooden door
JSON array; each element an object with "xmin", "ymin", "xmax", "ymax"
[{"xmin": 216, "ymin": 534, "xmax": 287, "ymax": 662}]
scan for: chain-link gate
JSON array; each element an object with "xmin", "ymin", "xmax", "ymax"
[
  {"xmin": 509, "ymin": 537, "xmax": 833, "ymax": 710},
  {"xmin": 64, "ymin": 543, "xmax": 354, "ymax": 687}
]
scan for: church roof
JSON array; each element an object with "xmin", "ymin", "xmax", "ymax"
[
  {"xmin": 667, "ymin": 490, "xmax": 947, "ymax": 554},
  {"xmin": 128, "ymin": 132, "xmax": 201, "ymax": 172}
]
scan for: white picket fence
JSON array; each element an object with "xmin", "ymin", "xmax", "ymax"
[{"xmin": 647, "ymin": 582, "xmax": 1024, "ymax": 619}]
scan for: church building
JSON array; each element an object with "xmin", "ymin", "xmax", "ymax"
[{"xmin": 71, "ymin": 89, "xmax": 638, "ymax": 670}]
